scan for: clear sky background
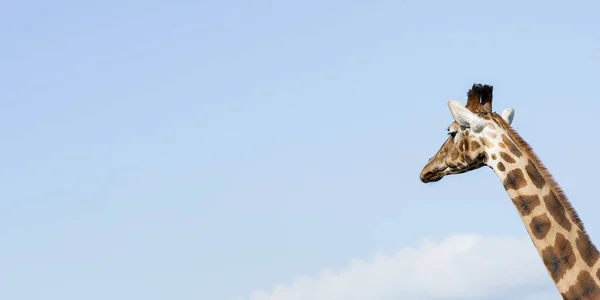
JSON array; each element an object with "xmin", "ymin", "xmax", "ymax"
[{"xmin": 2, "ymin": 1, "xmax": 599, "ymax": 299}]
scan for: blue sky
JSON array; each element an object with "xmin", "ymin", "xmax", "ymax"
[{"xmin": 2, "ymin": 0, "xmax": 599, "ymax": 299}]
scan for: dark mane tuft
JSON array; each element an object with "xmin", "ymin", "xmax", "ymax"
[{"xmin": 466, "ymin": 83, "xmax": 494, "ymax": 112}]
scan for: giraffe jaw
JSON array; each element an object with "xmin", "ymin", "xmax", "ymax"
[{"xmin": 421, "ymin": 155, "xmax": 487, "ymax": 183}]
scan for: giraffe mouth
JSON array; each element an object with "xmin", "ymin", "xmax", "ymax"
[{"xmin": 421, "ymin": 167, "xmax": 448, "ymax": 183}]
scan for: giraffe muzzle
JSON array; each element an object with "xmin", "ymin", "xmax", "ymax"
[{"xmin": 420, "ymin": 167, "xmax": 447, "ymax": 183}]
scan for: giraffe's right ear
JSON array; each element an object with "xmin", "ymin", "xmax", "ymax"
[
  {"xmin": 447, "ymin": 100, "xmax": 486, "ymax": 133},
  {"xmin": 501, "ymin": 108, "xmax": 515, "ymax": 125}
]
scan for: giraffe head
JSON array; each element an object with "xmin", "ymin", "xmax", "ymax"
[{"xmin": 420, "ymin": 84, "xmax": 516, "ymax": 183}]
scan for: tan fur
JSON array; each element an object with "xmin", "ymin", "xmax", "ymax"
[
  {"xmin": 491, "ymin": 114, "xmax": 587, "ymax": 232},
  {"xmin": 420, "ymin": 84, "xmax": 600, "ymax": 299}
]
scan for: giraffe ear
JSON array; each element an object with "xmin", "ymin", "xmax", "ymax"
[
  {"xmin": 447, "ymin": 100, "xmax": 486, "ymax": 133},
  {"xmin": 501, "ymin": 108, "xmax": 515, "ymax": 125}
]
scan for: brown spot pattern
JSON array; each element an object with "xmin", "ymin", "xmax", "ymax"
[
  {"xmin": 497, "ymin": 162, "xmax": 505, "ymax": 171},
  {"xmin": 503, "ymin": 169, "xmax": 527, "ymax": 191},
  {"xmin": 499, "ymin": 152, "xmax": 516, "ymax": 164},
  {"xmin": 576, "ymin": 230, "xmax": 600, "ymax": 267},
  {"xmin": 541, "ymin": 233, "xmax": 577, "ymax": 283},
  {"xmin": 501, "ymin": 134, "xmax": 523, "ymax": 157},
  {"xmin": 451, "ymin": 150, "xmax": 459, "ymax": 160},
  {"xmin": 470, "ymin": 141, "xmax": 480, "ymax": 150},
  {"xmin": 529, "ymin": 213, "xmax": 551, "ymax": 239},
  {"xmin": 479, "ymin": 137, "xmax": 493, "ymax": 148},
  {"xmin": 544, "ymin": 191, "xmax": 573, "ymax": 231},
  {"xmin": 597, "ymin": 269, "xmax": 600, "ymax": 282},
  {"xmin": 491, "ymin": 153, "xmax": 497, "ymax": 160},
  {"xmin": 525, "ymin": 160, "xmax": 546, "ymax": 189},
  {"xmin": 499, "ymin": 142, "xmax": 506, "ymax": 148},
  {"xmin": 487, "ymin": 132, "xmax": 497, "ymax": 138},
  {"xmin": 512, "ymin": 195, "xmax": 541, "ymax": 216},
  {"xmin": 561, "ymin": 270, "xmax": 600, "ymax": 300}
]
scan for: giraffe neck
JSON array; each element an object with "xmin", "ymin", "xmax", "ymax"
[{"xmin": 486, "ymin": 119, "xmax": 600, "ymax": 299}]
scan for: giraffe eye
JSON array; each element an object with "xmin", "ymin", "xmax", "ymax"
[{"xmin": 448, "ymin": 131, "xmax": 458, "ymax": 138}]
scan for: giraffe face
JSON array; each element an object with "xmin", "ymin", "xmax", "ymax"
[{"xmin": 420, "ymin": 100, "xmax": 515, "ymax": 183}]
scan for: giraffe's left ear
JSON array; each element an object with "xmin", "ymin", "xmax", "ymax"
[{"xmin": 501, "ymin": 108, "xmax": 515, "ymax": 125}]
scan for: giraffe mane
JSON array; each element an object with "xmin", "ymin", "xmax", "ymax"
[{"xmin": 491, "ymin": 112, "xmax": 587, "ymax": 233}]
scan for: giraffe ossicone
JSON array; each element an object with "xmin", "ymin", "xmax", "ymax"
[
  {"xmin": 447, "ymin": 100, "xmax": 488, "ymax": 133},
  {"xmin": 501, "ymin": 107, "xmax": 515, "ymax": 125},
  {"xmin": 420, "ymin": 84, "xmax": 600, "ymax": 299}
]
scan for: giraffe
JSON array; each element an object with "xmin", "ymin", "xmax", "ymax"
[{"xmin": 419, "ymin": 84, "xmax": 600, "ymax": 299}]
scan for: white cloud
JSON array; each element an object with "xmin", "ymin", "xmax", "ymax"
[{"xmin": 236, "ymin": 233, "xmax": 561, "ymax": 300}]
